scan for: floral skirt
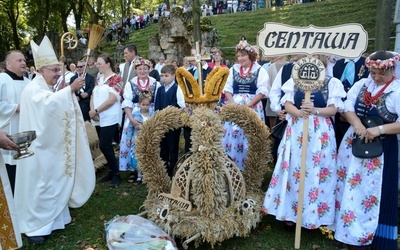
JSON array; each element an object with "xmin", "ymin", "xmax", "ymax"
[
  {"xmin": 262, "ymin": 115, "xmax": 337, "ymax": 229},
  {"xmin": 222, "ymin": 93, "xmax": 264, "ymax": 171}
]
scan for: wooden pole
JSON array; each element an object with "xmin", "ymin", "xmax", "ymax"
[
  {"xmin": 192, "ymin": 0, "xmax": 201, "ymax": 43},
  {"xmin": 294, "ymin": 90, "xmax": 310, "ymax": 249},
  {"xmin": 195, "ymin": 42, "xmax": 203, "ymax": 95}
]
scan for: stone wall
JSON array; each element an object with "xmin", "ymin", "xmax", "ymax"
[{"xmin": 147, "ymin": 9, "xmax": 220, "ymax": 64}]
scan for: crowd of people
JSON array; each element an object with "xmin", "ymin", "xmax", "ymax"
[{"xmin": 0, "ymin": 27, "xmax": 400, "ymax": 250}]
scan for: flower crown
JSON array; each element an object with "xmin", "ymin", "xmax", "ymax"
[
  {"xmin": 365, "ymin": 52, "xmax": 400, "ymax": 70},
  {"xmin": 134, "ymin": 58, "xmax": 150, "ymax": 68},
  {"xmin": 236, "ymin": 43, "xmax": 258, "ymax": 53}
]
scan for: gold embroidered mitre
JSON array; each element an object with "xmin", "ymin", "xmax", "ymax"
[
  {"xmin": 176, "ymin": 66, "xmax": 229, "ymax": 104},
  {"xmin": 31, "ymin": 35, "xmax": 59, "ymax": 70}
]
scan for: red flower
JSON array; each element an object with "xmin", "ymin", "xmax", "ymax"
[
  {"xmin": 338, "ymin": 170, "xmax": 346, "ymax": 179},
  {"xmin": 372, "ymin": 158, "xmax": 380, "ymax": 167}
]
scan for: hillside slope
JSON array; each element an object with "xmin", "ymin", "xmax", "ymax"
[{"xmin": 103, "ymin": 0, "xmax": 381, "ymax": 61}]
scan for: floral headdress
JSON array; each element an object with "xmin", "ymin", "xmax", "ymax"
[
  {"xmin": 134, "ymin": 58, "xmax": 150, "ymax": 68},
  {"xmin": 365, "ymin": 52, "xmax": 400, "ymax": 70},
  {"xmin": 235, "ymin": 43, "xmax": 258, "ymax": 54},
  {"xmin": 236, "ymin": 44, "xmax": 258, "ymax": 57}
]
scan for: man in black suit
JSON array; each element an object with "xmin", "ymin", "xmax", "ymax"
[{"xmin": 70, "ymin": 60, "xmax": 95, "ymax": 121}]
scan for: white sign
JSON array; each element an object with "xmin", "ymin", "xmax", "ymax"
[{"xmin": 257, "ymin": 23, "xmax": 368, "ymax": 59}]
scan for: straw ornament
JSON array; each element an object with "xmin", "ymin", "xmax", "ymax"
[
  {"xmin": 83, "ymin": 24, "xmax": 105, "ymax": 74},
  {"xmin": 134, "ymin": 58, "xmax": 273, "ymax": 247}
]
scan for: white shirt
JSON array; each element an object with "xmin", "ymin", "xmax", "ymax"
[
  {"xmin": 154, "ymin": 62, "xmax": 165, "ymax": 75},
  {"xmin": 280, "ymin": 77, "xmax": 346, "ymax": 117},
  {"xmin": 93, "ymin": 74, "xmax": 122, "ymax": 127},
  {"xmin": 269, "ymin": 64, "xmax": 292, "ymax": 112},
  {"xmin": 0, "ymin": 72, "xmax": 30, "ymax": 165},
  {"xmin": 344, "ymin": 77, "xmax": 400, "ymax": 121}
]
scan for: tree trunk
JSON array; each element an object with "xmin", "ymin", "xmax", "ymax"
[
  {"xmin": 1, "ymin": 0, "xmax": 21, "ymax": 50},
  {"xmin": 375, "ymin": 0, "xmax": 394, "ymax": 50},
  {"xmin": 192, "ymin": 0, "xmax": 201, "ymax": 43},
  {"xmin": 61, "ymin": 12, "xmax": 69, "ymax": 32},
  {"xmin": 6, "ymin": 8, "xmax": 20, "ymax": 49},
  {"xmin": 84, "ymin": 0, "xmax": 103, "ymax": 24}
]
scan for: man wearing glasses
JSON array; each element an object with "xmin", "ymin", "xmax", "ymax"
[
  {"xmin": 70, "ymin": 60, "xmax": 95, "ymax": 121},
  {"xmin": 14, "ymin": 36, "xmax": 95, "ymax": 245}
]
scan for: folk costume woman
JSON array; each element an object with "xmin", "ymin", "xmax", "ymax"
[
  {"xmin": 222, "ymin": 43, "xmax": 269, "ymax": 170},
  {"xmin": 331, "ymin": 51, "xmax": 400, "ymax": 249},
  {"xmin": 119, "ymin": 58, "xmax": 160, "ymax": 182},
  {"xmin": 262, "ymin": 55, "xmax": 346, "ymax": 229},
  {"xmin": 89, "ymin": 54, "xmax": 123, "ymax": 188}
]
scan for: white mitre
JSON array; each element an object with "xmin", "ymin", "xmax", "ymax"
[{"xmin": 30, "ymin": 35, "xmax": 58, "ymax": 70}]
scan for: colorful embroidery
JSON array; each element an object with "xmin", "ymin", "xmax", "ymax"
[
  {"xmin": 357, "ymin": 232, "xmax": 374, "ymax": 245},
  {"xmin": 348, "ymin": 173, "xmax": 362, "ymax": 190},
  {"xmin": 269, "ymin": 174, "xmax": 279, "ymax": 188},
  {"xmin": 308, "ymin": 188, "xmax": 318, "ymax": 204},
  {"xmin": 361, "ymin": 195, "xmax": 378, "ymax": 213},
  {"xmin": 341, "ymin": 210, "xmax": 356, "ymax": 228},
  {"xmin": 317, "ymin": 202, "xmax": 330, "ymax": 218},
  {"xmin": 319, "ymin": 167, "xmax": 331, "ymax": 183}
]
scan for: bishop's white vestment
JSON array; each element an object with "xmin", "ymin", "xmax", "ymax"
[{"xmin": 14, "ymin": 73, "xmax": 95, "ymax": 235}]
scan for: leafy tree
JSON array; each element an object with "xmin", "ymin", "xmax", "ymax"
[
  {"xmin": 0, "ymin": 0, "xmax": 23, "ymax": 49},
  {"xmin": 85, "ymin": 0, "xmax": 104, "ymax": 24}
]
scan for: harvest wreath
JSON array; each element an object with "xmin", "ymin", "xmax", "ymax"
[{"xmin": 134, "ymin": 66, "xmax": 272, "ymax": 248}]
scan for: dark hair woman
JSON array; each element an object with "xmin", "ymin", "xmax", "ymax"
[{"xmin": 89, "ymin": 54, "xmax": 123, "ymax": 188}]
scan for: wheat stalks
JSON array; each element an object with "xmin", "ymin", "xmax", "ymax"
[{"xmin": 83, "ymin": 24, "xmax": 105, "ymax": 74}]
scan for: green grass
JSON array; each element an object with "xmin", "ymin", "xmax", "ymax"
[
  {"xmin": 19, "ymin": 0, "xmax": 397, "ymax": 249},
  {"xmin": 20, "ymin": 169, "xmax": 341, "ymax": 250},
  {"xmin": 102, "ymin": 0, "xmax": 380, "ymax": 62}
]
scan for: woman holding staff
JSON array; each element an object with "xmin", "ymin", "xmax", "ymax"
[
  {"xmin": 332, "ymin": 51, "xmax": 400, "ymax": 249},
  {"xmin": 262, "ymin": 55, "xmax": 346, "ymax": 229}
]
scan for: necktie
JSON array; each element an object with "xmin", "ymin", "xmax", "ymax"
[
  {"xmin": 193, "ymin": 69, "xmax": 198, "ymax": 80},
  {"xmin": 340, "ymin": 60, "xmax": 355, "ymax": 86}
]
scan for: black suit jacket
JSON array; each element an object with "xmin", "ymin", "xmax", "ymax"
[{"xmin": 70, "ymin": 73, "xmax": 95, "ymax": 105}]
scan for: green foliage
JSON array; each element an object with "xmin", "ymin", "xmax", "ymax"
[
  {"xmin": 17, "ymin": 1, "xmax": 397, "ymax": 249},
  {"xmin": 101, "ymin": 0, "xmax": 380, "ymax": 62}
]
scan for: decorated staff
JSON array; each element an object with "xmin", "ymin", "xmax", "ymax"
[
  {"xmin": 59, "ymin": 32, "xmax": 78, "ymax": 91},
  {"xmin": 291, "ymin": 57, "xmax": 327, "ymax": 248},
  {"xmin": 258, "ymin": 22, "xmax": 368, "ymax": 249},
  {"xmin": 83, "ymin": 24, "xmax": 105, "ymax": 74}
]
